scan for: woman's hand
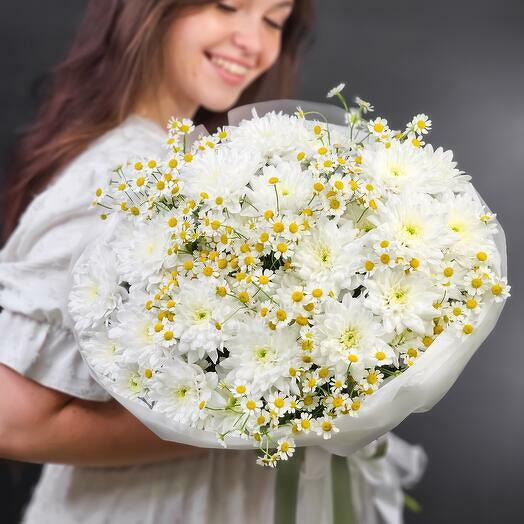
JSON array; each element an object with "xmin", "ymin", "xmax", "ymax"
[{"xmin": 0, "ymin": 364, "xmax": 208, "ymax": 467}]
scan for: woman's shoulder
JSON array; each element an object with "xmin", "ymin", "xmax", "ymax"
[
  {"xmin": 1, "ymin": 116, "xmax": 166, "ymax": 264},
  {"xmin": 83, "ymin": 114, "xmax": 166, "ymax": 163},
  {"xmin": 57, "ymin": 115, "xmax": 167, "ymax": 194}
]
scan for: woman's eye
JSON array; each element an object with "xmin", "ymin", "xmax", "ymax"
[
  {"xmin": 264, "ymin": 17, "xmax": 284, "ymax": 31},
  {"xmin": 216, "ymin": 2, "xmax": 237, "ymax": 13}
]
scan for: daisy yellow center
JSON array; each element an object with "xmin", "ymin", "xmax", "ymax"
[
  {"xmin": 491, "ymin": 284, "xmax": 502, "ymax": 295},
  {"xmin": 303, "ymin": 395, "xmax": 313, "ymax": 406},
  {"xmin": 259, "ymin": 275, "xmax": 270, "ymax": 285},
  {"xmin": 321, "ymin": 420, "xmax": 333, "ymax": 432},
  {"xmin": 466, "ymin": 298, "xmax": 477, "ymax": 309},
  {"xmin": 332, "ymin": 397, "xmax": 344, "ymax": 408},
  {"xmin": 407, "ymin": 348, "xmax": 418, "ymax": 358},
  {"xmin": 367, "ymin": 372, "xmax": 378, "ymax": 385},
  {"xmin": 292, "ymin": 291, "xmax": 304, "ymax": 302},
  {"xmin": 274, "ymin": 397, "xmax": 285, "ymax": 408},
  {"xmin": 471, "ymin": 278, "xmax": 483, "ymax": 289},
  {"xmin": 463, "ymin": 324, "xmax": 474, "ymax": 335}
]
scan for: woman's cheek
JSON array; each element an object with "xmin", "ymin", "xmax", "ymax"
[{"xmin": 259, "ymin": 36, "xmax": 281, "ymax": 74}]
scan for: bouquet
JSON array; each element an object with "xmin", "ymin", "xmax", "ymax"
[{"xmin": 68, "ymin": 84, "xmax": 509, "ymax": 469}]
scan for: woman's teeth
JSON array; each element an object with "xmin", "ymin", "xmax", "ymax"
[{"xmin": 210, "ymin": 55, "xmax": 248, "ymax": 76}]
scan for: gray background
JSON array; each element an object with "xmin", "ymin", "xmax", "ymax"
[{"xmin": 0, "ymin": 1, "xmax": 523, "ymax": 522}]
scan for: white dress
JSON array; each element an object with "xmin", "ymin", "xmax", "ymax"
[{"xmin": 0, "ymin": 115, "xmax": 276, "ymax": 524}]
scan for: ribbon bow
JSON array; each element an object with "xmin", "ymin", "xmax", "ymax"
[{"xmin": 275, "ymin": 433, "xmax": 427, "ymax": 524}]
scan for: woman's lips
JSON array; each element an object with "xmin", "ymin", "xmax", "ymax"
[{"xmin": 206, "ymin": 52, "xmax": 251, "ymax": 86}]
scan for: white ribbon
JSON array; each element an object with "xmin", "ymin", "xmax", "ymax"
[{"xmin": 296, "ymin": 433, "xmax": 427, "ymax": 524}]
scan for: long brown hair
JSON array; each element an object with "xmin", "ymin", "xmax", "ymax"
[{"xmin": 1, "ymin": 0, "xmax": 314, "ymax": 244}]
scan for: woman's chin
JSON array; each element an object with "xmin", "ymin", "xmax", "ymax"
[
  {"xmin": 196, "ymin": 78, "xmax": 249, "ymax": 113},
  {"xmin": 200, "ymin": 92, "xmax": 242, "ymax": 113}
]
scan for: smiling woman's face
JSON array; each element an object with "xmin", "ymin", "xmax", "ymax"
[{"xmin": 161, "ymin": 0, "xmax": 294, "ymax": 115}]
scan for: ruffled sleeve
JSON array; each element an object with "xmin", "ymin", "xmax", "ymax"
[
  {"xmin": 0, "ymin": 115, "xmax": 166, "ymax": 400},
  {"xmin": 0, "ymin": 309, "xmax": 110, "ymax": 400}
]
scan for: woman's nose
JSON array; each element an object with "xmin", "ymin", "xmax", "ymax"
[{"xmin": 231, "ymin": 17, "xmax": 264, "ymax": 58}]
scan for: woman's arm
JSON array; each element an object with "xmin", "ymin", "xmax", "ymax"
[{"xmin": 0, "ymin": 364, "xmax": 206, "ymax": 467}]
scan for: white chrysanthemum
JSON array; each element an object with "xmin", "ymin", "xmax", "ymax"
[
  {"xmin": 293, "ymin": 218, "xmax": 362, "ymax": 293},
  {"xmin": 149, "ymin": 359, "xmax": 218, "ymax": 425},
  {"xmin": 244, "ymin": 161, "xmax": 313, "ymax": 214},
  {"xmin": 113, "ymin": 362, "xmax": 147, "ymax": 400},
  {"xmin": 440, "ymin": 192, "xmax": 493, "ymax": 260},
  {"xmin": 69, "ymin": 244, "xmax": 126, "ymax": 331},
  {"xmin": 108, "ymin": 292, "xmax": 159, "ymax": 365},
  {"xmin": 181, "ymin": 145, "xmax": 262, "ymax": 212},
  {"xmin": 172, "ymin": 278, "xmax": 237, "ymax": 363},
  {"xmin": 81, "ymin": 331, "xmax": 120, "ymax": 376},
  {"xmin": 361, "ymin": 140, "xmax": 429, "ymax": 193},
  {"xmin": 229, "ymin": 110, "xmax": 315, "ymax": 160},
  {"xmin": 423, "ymin": 145, "xmax": 470, "ymax": 194},
  {"xmin": 113, "ymin": 215, "xmax": 170, "ymax": 286},
  {"xmin": 369, "ymin": 192, "xmax": 451, "ymax": 267},
  {"xmin": 364, "ymin": 270, "xmax": 441, "ymax": 334},
  {"xmin": 220, "ymin": 319, "xmax": 301, "ymax": 397},
  {"xmin": 312, "ymin": 294, "xmax": 390, "ymax": 376}
]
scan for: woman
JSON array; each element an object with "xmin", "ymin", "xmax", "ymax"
[{"xmin": 0, "ymin": 1, "xmax": 313, "ymax": 522}]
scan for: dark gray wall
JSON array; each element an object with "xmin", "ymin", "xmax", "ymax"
[
  {"xmin": 0, "ymin": 1, "xmax": 522, "ymax": 523},
  {"xmin": 303, "ymin": 2, "xmax": 524, "ymax": 523}
]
